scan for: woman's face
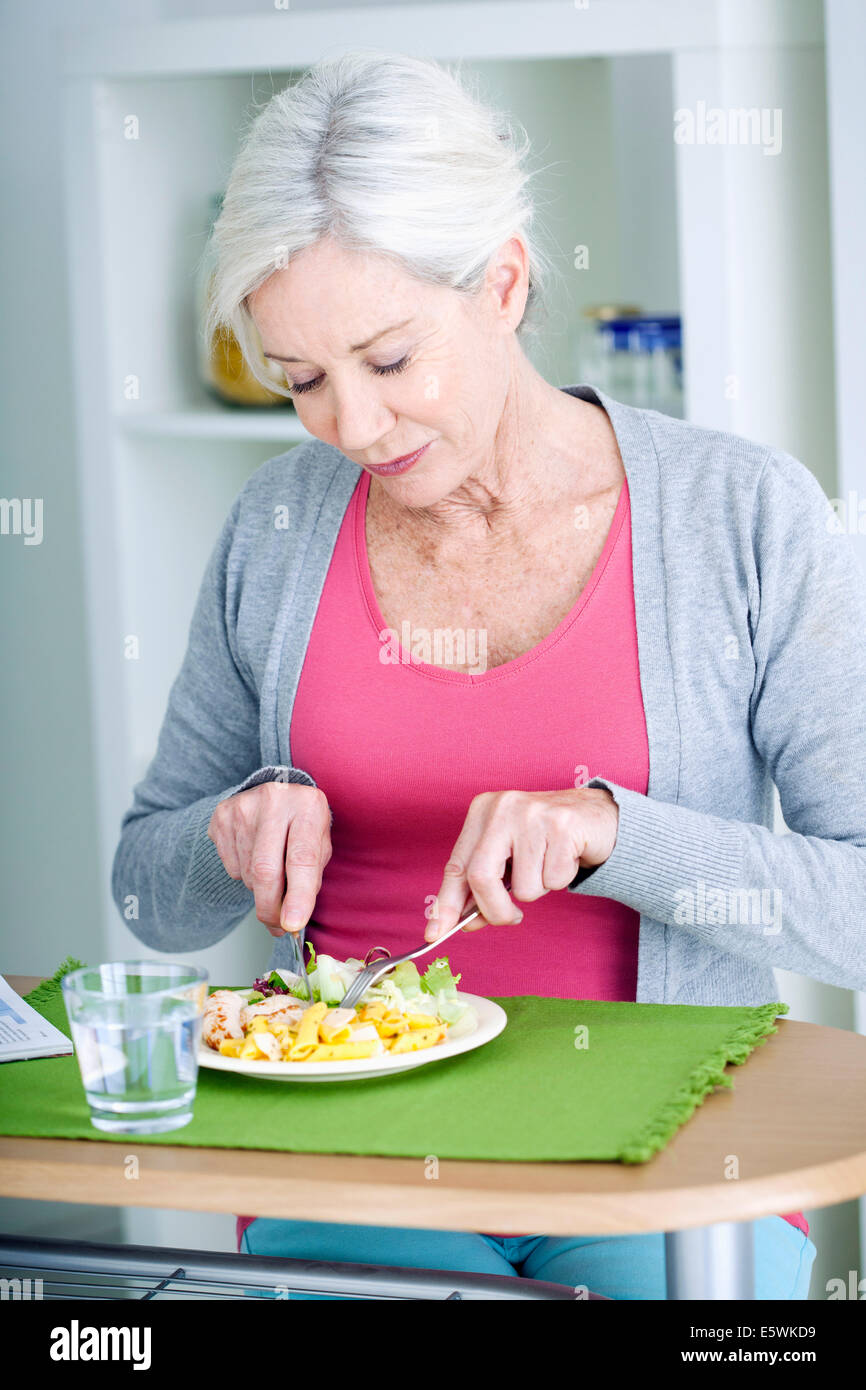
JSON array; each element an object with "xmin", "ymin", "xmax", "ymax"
[{"xmin": 247, "ymin": 234, "xmax": 528, "ymax": 507}]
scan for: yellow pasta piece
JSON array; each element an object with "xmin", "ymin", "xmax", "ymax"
[
  {"xmin": 289, "ymin": 1001, "xmax": 329, "ymax": 1059},
  {"xmin": 218, "ymin": 1038, "xmax": 245, "ymax": 1057},
  {"xmin": 318, "ymin": 1009, "xmax": 356, "ymax": 1044},
  {"xmin": 389, "ymin": 1025, "xmax": 448, "ymax": 1054},
  {"xmin": 375, "ymin": 1013, "xmax": 410, "ymax": 1037},
  {"xmin": 304, "ymin": 1041, "xmax": 381, "ymax": 1061},
  {"xmin": 239, "ymin": 1037, "xmax": 261, "ymax": 1059},
  {"xmin": 357, "ymin": 1003, "xmax": 385, "ymax": 1022},
  {"xmin": 406, "ymin": 1013, "xmax": 440, "ymax": 1029},
  {"xmin": 319, "ymin": 1023, "xmax": 352, "ymax": 1044},
  {"xmin": 248, "ymin": 1015, "xmax": 270, "ymax": 1033}
]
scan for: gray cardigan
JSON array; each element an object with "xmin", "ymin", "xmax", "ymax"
[{"xmin": 112, "ymin": 384, "xmax": 866, "ymax": 1005}]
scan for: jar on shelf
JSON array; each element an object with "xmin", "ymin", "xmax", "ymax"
[
  {"xmin": 583, "ymin": 311, "xmax": 684, "ymax": 419},
  {"xmin": 195, "ymin": 192, "xmax": 292, "ymax": 408},
  {"xmin": 573, "ymin": 304, "xmax": 641, "ymax": 390}
]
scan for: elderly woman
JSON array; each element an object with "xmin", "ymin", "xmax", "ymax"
[{"xmin": 113, "ymin": 50, "xmax": 866, "ymax": 1300}]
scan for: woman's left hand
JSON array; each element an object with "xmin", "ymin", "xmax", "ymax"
[{"xmin": 425, "ymin": 787, "xmax": 620, "ymax": 942}]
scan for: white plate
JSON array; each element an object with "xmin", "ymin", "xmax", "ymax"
[{"xmin": 197, "ymin": 991, "xmax": 507, "ymax": 1083}]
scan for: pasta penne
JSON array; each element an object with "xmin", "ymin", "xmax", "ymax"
[
  {"xmin": 357, "ymin": 1002, "xmax": 386, "ymax": 1021},
  {"xmin": 388, "ymin": 1025, "xmax": 448, "ymax": 1054},
  {"xmin": 375, "ymin": 1013, "xmax": 410, "ymax": 1037},
  {"xmin": 319, "ymin": 1019, "xmax": 353, "ymax": 1045},
  {"xmin": 305, "ymin": 1040, "xmax": 382, "ymax": 1061},
  {"xmin": 289, "ymin": 1001, "xmax": 329, "ymax": 1059}
]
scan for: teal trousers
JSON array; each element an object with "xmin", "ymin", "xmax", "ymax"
[{"xmin": 241, "ymin": 1214, "xmax": 816, "ymax": 1300}]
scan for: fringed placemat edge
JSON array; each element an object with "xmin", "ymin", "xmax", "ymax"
[{"xmin": 618, "ymin": 1000, "xmax": 790, "ymax": 1163}]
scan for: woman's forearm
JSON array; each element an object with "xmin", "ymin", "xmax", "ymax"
[
  {"xmin": 569, "ymin": 775, "xmax": 866, "ymax": 992},
  {"xmin": 111, "ymin": 764, "xmax": 317, "ymax": 953}
]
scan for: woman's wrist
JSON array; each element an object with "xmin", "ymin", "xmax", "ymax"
[{"xmin": 570, "ymin": 784, "xmax": 620, "ymax": 868}]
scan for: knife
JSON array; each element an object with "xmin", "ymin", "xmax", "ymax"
[{"xmin": 292, "ymin": 922, "xmax": 316, "ymax": 1003}]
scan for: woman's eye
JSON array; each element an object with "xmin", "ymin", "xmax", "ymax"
[
  {"xmin": 286, "ymin": 355, "xmax": 411, "ymax": 396},
  {"xmin": 371, "ymin": 355, "xmax": 411, "ymax": 377}
]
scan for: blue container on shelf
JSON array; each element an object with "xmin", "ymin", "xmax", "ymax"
[{"xmin": 581, "ymin": 312, "xmax": 684, "ymax": 418}]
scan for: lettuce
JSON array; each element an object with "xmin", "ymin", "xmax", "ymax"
[
  {"xmin": 287, "ymin": 980, "xmax": 314, "ymax": 1002},
  {"xmin": 310, "ymin": 953, "xmax": 347, "ymax": 1005},
  {"xmin": 391, "ymin": 960, "xmax": 422, "ymax": 997},
  {"xmin": 254, "ymin": 949, "xmax": 467, "ymax": 1019},
  {"xmin": 430, "ymin": 990, "xmax": 467, "ymax": 1024},
  {"xmin": 270, "ymin": 968, "xmax": 309, "ymax": 1002},
  {"xmin": 420, "ymin": 957, "xmax": 461, "ymax": 996},
  {"xmin": 444, "ymin": 1005, "xmax": 478, "ymax": 1040}
]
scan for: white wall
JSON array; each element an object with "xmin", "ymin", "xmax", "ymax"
[
  {"xmin": 0, "ymin": 0, "xmax": 157, "ymax": 980},
  {"xmin": 0, "ymin": 0, "xmax": 161, "ymax": 1273}
]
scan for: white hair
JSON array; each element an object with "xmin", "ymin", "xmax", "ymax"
[{"xmin": 201, "ymin": 48, "xmax": 556, "ymax": 398}]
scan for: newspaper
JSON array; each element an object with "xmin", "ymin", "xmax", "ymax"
[{"xmin": 0, "ymin": 973, "xmax": 74, "ymax": 1062}]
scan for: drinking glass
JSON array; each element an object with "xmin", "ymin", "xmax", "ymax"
[{"xmin": 61, "ymin": 961, "xmax": 208, "ymax": 1134}]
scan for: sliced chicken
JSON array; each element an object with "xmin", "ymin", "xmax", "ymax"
[
  {"xmin": 249, "ymin": 1030, "xmax": 282, "ymax": 1061},
  {"xmin": 203, "ymin": 989, "xmax": 245, "ymax": 1051}
]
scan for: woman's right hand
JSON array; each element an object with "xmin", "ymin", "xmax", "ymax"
[{"xmin": 207, "ymin": 783, "xmax": 332, "ymax": 937}]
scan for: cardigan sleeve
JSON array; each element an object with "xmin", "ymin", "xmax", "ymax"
[
  {"xmin": 568, "ymin": 446, "xmax": 866, "ymax": 993},
  {"xmin": 110, "ymin": 493, "xmax": 316, "ymax": 954}
]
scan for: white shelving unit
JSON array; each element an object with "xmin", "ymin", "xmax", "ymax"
[
  {"xmin": 60, "ymin": 0, "xmax": 841, "ymax": 1254},
  {"xmin": 118, "ymin": 402, "xmax": 311, "ymax": 442}
]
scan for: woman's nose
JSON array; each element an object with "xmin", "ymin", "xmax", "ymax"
[{"xmin": 330, "ymin": 384, "xmax": 396, "ymax": 456}]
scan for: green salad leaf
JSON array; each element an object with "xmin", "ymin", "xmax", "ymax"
[
  {"xmin": 420, "ymin": 957, "xmax": 461, "ymax": 996},
  {"xmin": 314, "ymin": 955, "xmax": 346, "ymax": 1005},
  {"xmin": 391, "ymin": 960, "xmax": 422, "ymax": 997}
]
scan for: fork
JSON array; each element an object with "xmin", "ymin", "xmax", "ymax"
[
  {"xmin": 293, "ymin": 923, "xmax": 316, "ymax": 1003},
  {"xmin": 339, "ymin": 902, "xmax": 481, "ymax": 1012}
]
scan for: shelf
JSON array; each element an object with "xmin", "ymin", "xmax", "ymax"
[
  {"xmin": 116, "ymin": 404, "xmax": 310, "ymax": 443},
  {"xmin": 63, "ymin": 2, "xmax": 824, "ymax": 79}
]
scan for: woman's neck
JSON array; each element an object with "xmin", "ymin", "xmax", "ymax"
[{"xmin": 369, "ymin": 367, "xmax": 609, "ymax": 553}]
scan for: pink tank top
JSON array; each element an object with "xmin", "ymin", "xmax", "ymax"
[
  {"xmin": 237, "ymin": 467, "xmax": 807, "ymax": 1247},
  {"xmin": 292, "ymin": 469, "xmax": 644, "ymax": 997}
]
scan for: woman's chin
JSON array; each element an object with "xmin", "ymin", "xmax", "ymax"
[{"xmin": 375, "ymin": 470, "xmax": 456, "ymax": 508}]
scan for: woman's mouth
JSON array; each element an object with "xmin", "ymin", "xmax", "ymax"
[{"xmin": 365, "ymin": 441, "xmax": 433, "ymax": 476}]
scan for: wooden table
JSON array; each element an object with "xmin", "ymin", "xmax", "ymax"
[{"xmin": 3, "ymin": 976, "xmax": 866, "ymax": 1299}]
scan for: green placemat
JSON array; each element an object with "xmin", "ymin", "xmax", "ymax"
[{"xmin": 0, "ymin": 960, "xmax": 788, "ymax": 1163}]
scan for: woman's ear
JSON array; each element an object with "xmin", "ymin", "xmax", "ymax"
[{"xmin": 485, "ymin": 236, "xmax": 530, "ymax": 333}]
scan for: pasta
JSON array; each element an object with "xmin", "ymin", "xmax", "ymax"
[
  {"xmin": 203, "ymin": 951, "xmax": 475, "ymax": 1065},
  {"xmin": 214, "ymin": 999, "xmax": 449, "ymax": 1063}
]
